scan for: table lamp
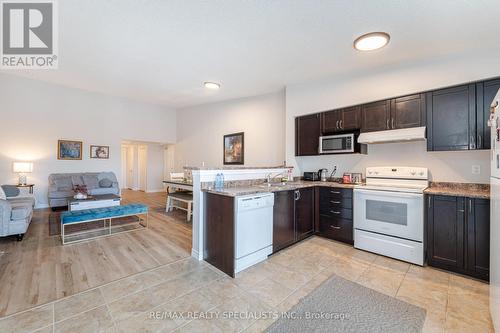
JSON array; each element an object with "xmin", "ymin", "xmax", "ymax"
[{"xmin": 13, "ymin": 162, "xmax": 33, "ymax": 185}]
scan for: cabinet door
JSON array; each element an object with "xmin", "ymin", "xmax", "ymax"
[
  {"xmin": 466, "ymin": 198, "xmax": 490, "ymax": 280},
  {"xmin": 295, "ymin": 114, "xmax": 321, "ymax": 156},
  {"xmin": 205, "ymin": 193, "xmax": 235, "ymax": 277},
  {"xmin": 476, "ymin": 79, "xmax": 500, "ymax": 150},
  {"xmin": 427, "ymin": 195, "xmax": 465, "ymax": 272},
  {"xmin": 295, "ymin": 187, "xmax": 314, "ymax": 241},
  {"xmin": 273, "ymin": 190, "xmax": 296, "ymax": 253},
  {"xmin": 321, "ymin": 110, "xmax": 340, "ymax": 134},
  {"xmin": 339, "ymin": 106, "xmax": 361, "ymax": 131},
  {"xmin": 426, "ymin": 84, "xmax": 476, "ymax": 151},
  {"xmin": 360, "ymin": 100, "xmax": 390, "ymax": 132},
  {"xmin": 390, "ymin": 94, "xmax": 425, "ymax": 129}
]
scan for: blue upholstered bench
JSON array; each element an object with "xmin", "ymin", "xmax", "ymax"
[{"xmin": 61, "ymin": 204, "xmax": 148, "ymax": 244}]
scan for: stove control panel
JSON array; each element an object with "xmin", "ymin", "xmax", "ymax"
[{"xmin": 366, "ymin": 166, "xmax": 428, "ymax": 180}]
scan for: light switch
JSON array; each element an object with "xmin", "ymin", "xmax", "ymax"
[{"xmin": 472, "ymin": 165, "xmax": 481, "ymax": 175}]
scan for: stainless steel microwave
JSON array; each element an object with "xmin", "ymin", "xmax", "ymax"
[{"xmin": 319, "ymin": 133, "xmax": 355, "ymax": 154}]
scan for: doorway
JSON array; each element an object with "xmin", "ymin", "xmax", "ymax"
[{"xmin": 121, "ymin": 141, "xmax": 172, "ymax": 193}]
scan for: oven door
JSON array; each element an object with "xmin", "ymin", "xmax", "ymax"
[{"xmin": 353, "ymin": 189, "xmax": 423, "ymax": 242}]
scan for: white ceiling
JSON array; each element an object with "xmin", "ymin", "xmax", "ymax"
[{"xmin": 8, "ymin": 0, "xmax": 500, "ymax": 108}]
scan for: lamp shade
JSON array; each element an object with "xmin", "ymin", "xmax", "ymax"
[{"xmin": 13, "ymin": 162, "xmax": 33, "ymax": 173}]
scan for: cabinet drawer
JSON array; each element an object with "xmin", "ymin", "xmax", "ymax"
[
  {"xmin": 318, "ymin": 215, "xmax": 353, "ymax": 244},
  {"xmin": 319, "ymin": 187, "xmax": 353, "ymax": 199},
  {"xmin": 319, "ymin": 206, "xmax": 352, "ymax": 219},
  {"xmin": 320, "ymin": 197, "xmax": 352, "ymax": 209}
]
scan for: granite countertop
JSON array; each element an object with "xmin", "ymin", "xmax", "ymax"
[
  {"xmin": 203, "ymin": 180, "xmax": 359, "ymax": 197},
  {"xmin": 423, "ymin": 182, "xmax": 490, "ymax": 199},
  {"xmin": 184, "ymin": 165, "xmax": 293, "ymax": 171}
]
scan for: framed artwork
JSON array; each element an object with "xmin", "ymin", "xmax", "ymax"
[
  {"xmin": 58, "ymin": 140, "xmax": 83, "ymax": 160},
  {"xmin": 223, "ymin": 132, "xmax": 244, "ymax": 165},
  {"xmin": 90, "ymin": 145, "xmax": 110, "ymax": 159}
]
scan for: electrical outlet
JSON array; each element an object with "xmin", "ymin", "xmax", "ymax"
[{"xmin": 472, "ymin": 165, "xmax": 481, "ymax": 175}]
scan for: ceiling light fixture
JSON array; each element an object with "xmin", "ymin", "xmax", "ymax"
[
  {"xmin": 353, "ymin": 32, "xmax": 390, "ymax": 51},
  {"xmin": 204, "ymin": 82, "xmax": 220, "ymax": 90}
]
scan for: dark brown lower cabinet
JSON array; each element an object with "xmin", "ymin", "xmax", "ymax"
[
  {"xmin": 273, "ymin": 190, "xmax": 295, "ymax": 252},
  {"xmin": 273, "ymin": 188, "xmax": 315, "ymax": 253},
  {"xmin": 317, "ymin": 187, "xmax": 353, "ymax": 244},
  {"xmin": 296, "ymin": 187, "xmax": 315, "ymax": 241},
  {"xmin": 204, "ymin": 193, "xmax": 235, "ymax": 277},
  {"xmin": 426, "ymin": 194, "xmax": 490, "ymax": 281}
]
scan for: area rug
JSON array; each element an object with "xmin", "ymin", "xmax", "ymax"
[{"xmin": 265, "ymin": 275, "xmax": 426, "ymax": 333}]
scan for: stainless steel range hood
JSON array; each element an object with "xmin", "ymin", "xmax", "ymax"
[{"xmin": 357, "ymin": 126, "xmax": 426, "ymax": 144}]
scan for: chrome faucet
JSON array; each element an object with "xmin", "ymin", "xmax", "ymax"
[{"xmin": 266, "ymin": 172, "xmax": 285, "ymax": 185}]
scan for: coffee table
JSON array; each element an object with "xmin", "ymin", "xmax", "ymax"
[{"xmin": 68, "ymin": 194, "xmax": 121, "ymax": 211}]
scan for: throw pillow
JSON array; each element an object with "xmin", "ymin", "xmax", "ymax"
[
  {"xmin": 83, "ymin": 175, "xmax": 99, "ymax": 189},
  {"xmin": 1, "ymin": 185, "xmax": 20, "ymax": 197},
  {"xmin": 54, "ymin": 177, "xmax": 73, "ymax": 191},
  {"xmin": 99, "ymin": 178, "xmax": 113, "ymax": 188},
  {"xmin": 0, "ymin": 186, "xmax": 6, "ymax": 200}
]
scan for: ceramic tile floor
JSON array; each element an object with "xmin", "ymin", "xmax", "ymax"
[{"xmin": 0, "ymin": 236, "xmax": 493, "ymax": 333}]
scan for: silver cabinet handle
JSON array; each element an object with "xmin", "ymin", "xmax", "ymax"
[
  {"xmin": 336, "ymin": 120, "xmax": 339, "ymax": 129},
  {"xmin": 386, "ymin": 119, "xmax": 389, "ymax": 129},
  {"xmin": 428, "ymin": 196, "xmax": 431, "ymax": 207},
  {"xmin": 330, "ymin": 191, "xmax": 340, "ymax": 194},
  {"xmin": 330, "ymin": 201, "xmax": 341, "ymax": 204},
  {"xmin": 458, "ymin": 209, "xmax": 465, "ymax": 213},
  {"xmin": 339, "ymin": 120, "xmax": 343, "ymax": 129},
  {"xmin": 330, "ymin": 225, "xmax": 341, "ymax": 230},
  {"xmin": 470, "ymin": 135, "xmax": 476, "ymax": 149},
  {"xmin": 392, "ymin": 118, "xmax": 395, "ymax": 129},
  {"xmin": 478, "ymin": 135, "xmax": 481, "ymax": 148},
  {"xmin": 330, "ymin": 210, "xmax": 341, "ymax": 214},
  {"xmin": 469, "ymin": 199, "xmax": 472, "ymax": 212}
]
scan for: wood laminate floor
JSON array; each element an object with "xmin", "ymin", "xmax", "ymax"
[{"xmin": 0, "ymin": 190, "xmax": 192, "ymax": 318}]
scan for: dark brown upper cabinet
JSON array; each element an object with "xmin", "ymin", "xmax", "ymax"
[
  {"xmin": 426, "ymin": 84, "xmax": 476, "ymax": 151},
  {"xmin": 295, "ymin": 113, "xmax": 321, "ymax": 156},
  {"xmin": 321, "ymin": 106, "xmax": 360, "ymax": 134},
  {"xmin": 390, "ymin": 94, "xmax": 426, "ymax": 129},
  {"xmin": 476, "ymin": 79, "xmax": 500, "ymax": 150},
  {"xmin": 360, "ymin": 100, "xmax": 391, "ymax": 132},
  {"xmin": 360, "ymin": 94, "xmax": 425, "ymax": 133}
]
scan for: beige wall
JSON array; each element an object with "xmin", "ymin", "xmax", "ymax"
[
  {"xmin": 175, "ymin": 91, "xmax": 286, "ymax": 170},
  {"xmin": 0, "ymin": 74, "xmax": 176, "ymax": 207},
  {"xmin": 286, "ymin": 50, "xmax": 500, "ymax": 184}
]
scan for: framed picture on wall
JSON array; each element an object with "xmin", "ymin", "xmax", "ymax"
[
  {"xmin": 58, "ymin": 140, "xmax": 83, "ymax": 160},
  {"xmin": 223, "ymin": 132, "xmax": 244, "ymax": 165},
  {"xmin": 90, "ymin": 145, "xmax": 110, "ymax": 159}
]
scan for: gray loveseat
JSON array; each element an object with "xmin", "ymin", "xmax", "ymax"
[
  {"xmin": 48, "ymin": 172, "xmax": 120, "ymax": 208},
  {"xmin": 0, "ymin": 186, "xmax": 35, "ymax": 241}
]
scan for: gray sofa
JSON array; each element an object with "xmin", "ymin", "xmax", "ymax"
[
  {"xmin": 48, "ymin": 172, "xmax": 120, "ymax": 208},
  {"xmin": 0, "ymin": 186, "xmax": 35, "ymax": 241}
]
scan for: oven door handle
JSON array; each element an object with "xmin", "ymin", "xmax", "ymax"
[{"xmin": 354, "ymin": 188, "xmax": 423, "ymax": 199}]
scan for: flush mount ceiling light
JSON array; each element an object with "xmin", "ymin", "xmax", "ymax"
[
  {"xmin": 204, "ymin": 82, "xmax": 220, "ymax": 90},
  {"xmin": 353, "ymin": 32, "xmax": 390, "ymax": 51}
]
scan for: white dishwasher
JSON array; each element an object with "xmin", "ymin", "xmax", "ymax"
[{"xmin": 234, "ymin": 193, "xmax": 274, "ymax": 274}]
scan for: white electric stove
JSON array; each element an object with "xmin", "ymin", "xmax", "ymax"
[{"xmin": 353, "ymin": 166, "xmax": 429, "ymax": 265}]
